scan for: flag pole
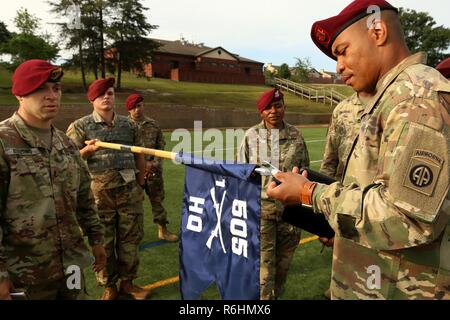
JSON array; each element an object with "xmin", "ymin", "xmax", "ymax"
[{"xmin": 85, "ymin": 140, "xmax": 177, "ymax": 161}]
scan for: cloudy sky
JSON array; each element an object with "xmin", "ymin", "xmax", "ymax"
[{"xmin": 1, "ymin": 0, "xmax": 449, "ymax": 71}]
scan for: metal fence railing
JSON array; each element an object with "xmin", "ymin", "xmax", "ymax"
[{"xmin": 273, "ymin": 77, "xmax": 346, "ymax": 106}]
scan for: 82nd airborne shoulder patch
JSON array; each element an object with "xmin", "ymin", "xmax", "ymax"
[{"xmin": 403, "ymin": 149, "xmax": 443, "ymax": 196}]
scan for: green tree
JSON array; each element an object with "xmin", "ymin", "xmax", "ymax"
[
  {"xmin": 278, "ymin": 63, "xmax": 291, "ymax": 79},
  {"xmin": 292, "ymin": 57, "xmax": 312, "ymax": 83},
  {"xmin": 14, "ymin": 8, "xmax": 40, "ymax": 35},
  {"xmin": 108, "ymin": 0, "xmax": 158, "ymax": 89},
  {"xmin": 2, "ymin": 34, "xmax": 59, "ymax": 66},
  {"xmin": 0, "ymin": 21, "xmax": 11, "ymax": 46},
  {"xmin": 399, "ymin": 7, "xmax": 450, "ymax": 66},
  {"xmin": 49, "ymin": 0, "xmax": 109, "ymax": 84},
  {"xmin": 1, "ymin": 9, "xmax": 59, "ymax": 69}
]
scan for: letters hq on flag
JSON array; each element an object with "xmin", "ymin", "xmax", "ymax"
[{"xmin": 179, "ymin": 159, "xmax": 261, "ymax": 300}]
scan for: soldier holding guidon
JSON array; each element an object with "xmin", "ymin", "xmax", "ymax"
[{"xmin": 67, "ymin": 78, "xmax": 149, "ymax": 300}]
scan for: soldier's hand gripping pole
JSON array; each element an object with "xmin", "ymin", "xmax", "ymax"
[{"xmin": 85, "ymin": 140, "xmax": 177, "ymax": 161}]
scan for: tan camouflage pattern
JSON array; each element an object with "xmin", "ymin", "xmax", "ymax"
[
  {"xmin": 144, "ymin": 173, "xmax": 168, "ymax": 225},
  {"xmin": 238, "ymin": 121, "xmax": 310, "ymax": 220},
  {"xmin": 130, "ymin": 116, "xmax": 165, "ymax": 164},
  {"xmin": 67, "ymin": 110, "xmax": 144, "ymax": 287},
  {"xmin": 320, "ymin": 93, "xmax": 364, "ymax": 181},
  {"xmin": 259, "ymin": 219, "xmax": 301, "ymax": 299},
  {"xmin": 312, "ymin": 53, "xmax": 450, "ymax": 299},
  {"xmin": 93, "ymin": 182, "xmax": 144, "ymax": 286},
  {"xmin": 24, "ymin": 271, "xmax": 86, "ymax": 300},
  {"xmin": 67, "ymin": 111, "xmax": 143, "ymax": 189},
  {"xmin": 0, "ymin": 112, "xmax": 104, "ymax": 290},
  {"xmin": 238, "ymin": 120, "xmax": 309, "ymax": 299},
  {"xmin": 130, "ymin": 116, "xmax": 168, "ymax": 225}
]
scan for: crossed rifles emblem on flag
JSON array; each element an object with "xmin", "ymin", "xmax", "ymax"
[{"xmin": 206, "ymin": 180, "xmax": 227, "ymax": 254}]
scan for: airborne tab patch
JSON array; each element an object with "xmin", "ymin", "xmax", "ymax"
[{"xmin": 403, "ymin": 150, "xmax": 443, "ymax": 196}]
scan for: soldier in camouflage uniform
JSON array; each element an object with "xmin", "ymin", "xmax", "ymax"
[
  {"xmin": 238, "ymin": 88, "xmax": 310, "ymax": 300},
  {"xmin": 67, "ymin": 78, "xmax": 148, "ymax": 300},
  {"xmin": 319, "ymin": 92, "xmax": 365, "ymax": 298},
  {"xmin": 125, "ymin": 94, "xmax": 178, "ymax": 242},
  {"xmin": 320, "ymin": 93, "xmax": 365, "ymax": 180},
  {"xmin": 268, "ymin": 0, "xmax": 450, "ymax": 299},
  {"xmin": 0, "ymin": 60, "xmax": 106, "ymax": 300}
]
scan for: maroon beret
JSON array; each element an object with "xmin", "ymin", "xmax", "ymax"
[
  {"xmin": 436, "ymin": 58, "xmax": 450, "ymax": 79},
  {"xmin": 12, "ymin": 59, "xmax": 63, "ymax": 96},
  {"xmin": 257, "ymin": 88, "xmax": 284, "ymax": 113},
  {"xmin": 125, "ymin": 93, "xmax": 144, "ymax": 111},
  {"xmin": 87, "ymin": 77, "xmax": 115, "ymax": 101},
  {"xmin": 311, "ymin": 0, "xmax": 398, "ymax": 60}
]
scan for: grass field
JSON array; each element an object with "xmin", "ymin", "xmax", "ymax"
[
  {"xmin": 0, "ymin": 63, "xmax": 336, "ymax": 299},
  {"xmin": 0, "ymin": 66, "xmax": 351, "ymax": 115},
  {"xmin": 82, "ymin": 127, "xmax": 333, "ymax": 300}
]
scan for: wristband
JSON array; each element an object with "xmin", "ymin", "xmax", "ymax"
[{"xmin": 300, "ymin": 181, "xmax": 317, "ymax": 206}]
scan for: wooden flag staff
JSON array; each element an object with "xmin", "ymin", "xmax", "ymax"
[{"xmin": 86, "ymin": 140, "xmax": 177, "ymax": 161}]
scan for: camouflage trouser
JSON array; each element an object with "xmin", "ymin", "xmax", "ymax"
[
  {"xmin": 260, "ymin": 218, "xmax": 301, "ymax": 300},
  {"xmin": 92, "ymin": 181, "xmax": 144, "ymax": 287},
  {"xmin": 21, "ymin": 271, "xmax": 86, "ymax": 300},
  {"xmin": 144, "ymin": 171, "xmax": 168, "ymax": 225}
]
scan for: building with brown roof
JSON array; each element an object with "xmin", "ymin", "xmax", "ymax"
[{"xmin": 145, "ymin": 38, "xmax": 265, "ymax": 85}]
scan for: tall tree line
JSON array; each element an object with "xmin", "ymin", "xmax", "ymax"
[{"xmin": 49, "ymin": 0, "xmax": 158, "ymax": 90}]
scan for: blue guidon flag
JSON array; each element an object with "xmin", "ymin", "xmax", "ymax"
[{"xmin": 177, "ymin": 155, "xmax": 261, "ymax": 300}]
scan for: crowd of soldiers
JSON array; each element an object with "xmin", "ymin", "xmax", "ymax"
[
  {"xmin": 0, "ymin": 63, "xmax": 177, "ymax": 300},
  {"xmin": 0, "ymin": 0, "xmax": 449, "ymax": 300}
]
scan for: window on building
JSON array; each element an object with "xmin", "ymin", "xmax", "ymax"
[
  {"xmin": 245, "ymin": 67, "xmax": 251, "ymax": 75},
  {"xmin": 170, "ymin": 60, "xmax": 179, "ymax": 69}
]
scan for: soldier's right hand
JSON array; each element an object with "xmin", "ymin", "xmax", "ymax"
[
  {"xmin": 80, "ymin": 139, "xmax": 100, "ymax": 159},
  {"xmin": 0, "ymin": 279, "xmax": 14, "ymax": 300}
]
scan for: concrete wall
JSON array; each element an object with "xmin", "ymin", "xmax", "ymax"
[{"xmin": 0, "ymin": 104, "xmax": 331, "ymax": 131}]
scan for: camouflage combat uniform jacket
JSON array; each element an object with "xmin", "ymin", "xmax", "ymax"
[
  {"xmin": 129, "ymin": 116, "xmax": 165, "ymax": 169},
  {"xmin": 320, "ymin": 93, "xmax": 364, "ymax": 181},
  {"xmin": 239, "ymin": 121, "xmax": 310, "ymax": 220},
  {"xmin": 312, "ymin": 53, "xmax": 450, "ymax": 299},
  {"xmin": 67, "ymin": 111, "xmax": 142, "ymax": 189},
  {"xmin": 0, "ymin": 113, "xmax": 104, "ymax": 286}
]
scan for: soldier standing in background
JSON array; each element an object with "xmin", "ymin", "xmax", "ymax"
[
  {"xmin": 320, "ymin": 93, "xmax": 365, "ymax": 181},
  {"xmin": 238, "ymin": 88, "xmax": 310, "ymax": 300},
  {"xmin": 0, "ymin": 60, "xmax": 106, "ymax": 300},
  {"xmin": 318, "ymin": 92, "xmax": 366, "ymax": 298},
  {"xmin": 67, "ymin": 78, "xmax": 149, "ymax": 300},
  {"xmin": 267, "ymin": 0, "xmax": 450, "ymax": 299},
  {"xmin": 125, "ymin": 94, "xmax": 178, "ymax": 242}
]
